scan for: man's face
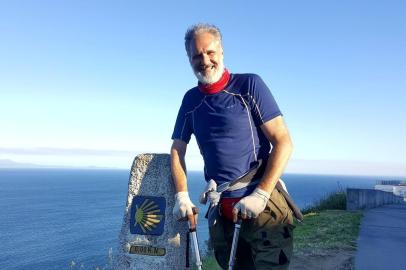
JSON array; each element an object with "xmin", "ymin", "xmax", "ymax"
[{"xmin": 189, "ymin": 32, "xmax": 224, "ymax": 84}]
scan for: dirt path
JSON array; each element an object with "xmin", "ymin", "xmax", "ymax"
[{"xmin": 290, "ymin": 249, "xmax": 355, "ymax": 270}]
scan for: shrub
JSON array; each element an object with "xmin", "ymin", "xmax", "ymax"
[{"xmin": 302, "ymin": 191, "xmax": 346, "ymax": 214}]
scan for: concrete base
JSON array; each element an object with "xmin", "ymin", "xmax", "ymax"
[
  {"xmin": 115, "ymin": 154, "xmax": 189, "ymax": 270},
  {"xmin": 346, "ymin": 188, "xmax": 405, "ymax": 210}
]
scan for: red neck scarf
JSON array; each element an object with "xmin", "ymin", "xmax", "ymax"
[{"xmin": 198, "ymin": 69, "xmax": 230, "ymax": 95}]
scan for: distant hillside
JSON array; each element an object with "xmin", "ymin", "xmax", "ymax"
[
  {"xmin": 0, "ymin": 159, "xmax": 49, "ymax": 168},
  {"xmin": 0, "ymin": 159, "xmax": 119, "ymax": 170}
]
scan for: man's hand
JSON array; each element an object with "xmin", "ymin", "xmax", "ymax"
[
  {"xmin": 232, "ymin": 188, "xmax": 270, "ymax": 222},
  {"xmin": 173, "ymin": 191, "xmax": 196, "ymax": 220},
  {"xmin": 199, "ymin": 179, "xmax": 220, "ymax": 206}
]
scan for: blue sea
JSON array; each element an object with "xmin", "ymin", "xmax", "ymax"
[{"xmin": 0, "ymin": 169, "xmax": 392, "ymax": 270}]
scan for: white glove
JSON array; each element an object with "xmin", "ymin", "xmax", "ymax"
[
  {"xmin": 173, "ymin": 191, "xmax": 196, "ymax": 220},
  {"xmin": 233, "ymin": 188, "xmax": 270, "ymax": 221},
  {"xmin": 199, "ymin": 179, "xmax": 220, "ymax": 206}
]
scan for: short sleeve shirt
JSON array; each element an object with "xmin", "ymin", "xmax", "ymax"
[{"xmin": 172, "ymin": 73, "xmax": 282, "ymax": 197}]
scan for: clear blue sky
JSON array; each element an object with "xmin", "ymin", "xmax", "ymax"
[{"xmin": 0, "ymin": 0, "xmax": 405, "ymax": 176}]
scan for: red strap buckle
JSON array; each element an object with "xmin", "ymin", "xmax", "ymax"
[{"xmin": 219, "ymin": 197, "xmax": 242, "ymax": 221}]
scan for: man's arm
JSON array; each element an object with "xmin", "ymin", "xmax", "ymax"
[
  {"xmin": 233, "ymin": 115, "xmax": 292, "ymax": 221},
  {"xmin": 170, "ymin": 139, "xmax": 188, "ymax": 192},
  {"xmin": 171, "ymin": 139, "xmax": 197, "ymax": 221},
  {"xmin": 257, "ymin": 115, "xmax": 293, "ymax": 194}
]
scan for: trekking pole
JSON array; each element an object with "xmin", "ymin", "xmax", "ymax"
[
  {"xmin": 228, "ymin": 218, "xmax": 242, "ymax": 270},
  {"xmin": 188, "ymin": 207, "xmax": 202, "ymax": 270}
]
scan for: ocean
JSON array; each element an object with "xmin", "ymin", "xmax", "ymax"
[{"xmin": 0, "ymin": 169, "xmax": 389, "ymax": 270}]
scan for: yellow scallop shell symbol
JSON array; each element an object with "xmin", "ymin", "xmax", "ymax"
[{"xmin": 134, "ymin": 199, "xmax": 163, "ymax": 233}]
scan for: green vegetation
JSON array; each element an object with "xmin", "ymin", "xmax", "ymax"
[
  {"xmin": 295, "ymin": 189, "xmax": 362, "ymax": 255},
  {"xmin": 294, "ymin": 210, "xmax": 362, "ymax": 254},
  {"xmin": 199, "ymin": 256, "xmax": 222, "ymax": 270},
  {"xmin": 302, "ymin": 191, "xmax": 347, "ymax": 214}
]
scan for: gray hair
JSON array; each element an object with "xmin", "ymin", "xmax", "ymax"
[{"xmin": 184, "ymin": 23, "xmax": 223, "ymax": 58}]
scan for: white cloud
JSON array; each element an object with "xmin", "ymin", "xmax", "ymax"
[
  {"xmin": 2, "ymin": 147, "xmax": 405, "ymax": 177},
  {"xmin": 0, "ymin": 147, "xmax": 134, "ymax": 156},
  {"xmin": 286, "ymin": 159, "xmax": 406, "ymax": 177}
]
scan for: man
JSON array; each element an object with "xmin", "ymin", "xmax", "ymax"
[{"xmin": 171, "ymin": 23, "xmax": 295, "ymax": 269}]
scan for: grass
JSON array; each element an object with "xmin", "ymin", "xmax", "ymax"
[
  {"xmin": 293, "ymin": 210, "xmax": 362, "ymax": 255},
  {"xmin": 198, "ymin": 256, "xmax": 222, "ymax": 270},
  {"xmin": 302, "ymin": 191, "xmax": 347, "ymax": 214},
  {"xmin": 295, "ymin": 189, "xmax": 362, "ymax": 255}
]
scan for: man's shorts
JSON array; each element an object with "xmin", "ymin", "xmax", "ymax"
[{"xmin": 209, "ymin": 187, "xmax": 295, "ymax": 270}]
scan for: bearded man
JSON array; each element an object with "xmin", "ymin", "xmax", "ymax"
[{"xmin": 171, "ymin": 23, "xmax": 296, "ymax": 270}]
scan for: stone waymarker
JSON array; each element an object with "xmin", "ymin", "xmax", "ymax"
[{"xmin": 115, "ymin": 154, "xmax": 189, "ymax": 270}]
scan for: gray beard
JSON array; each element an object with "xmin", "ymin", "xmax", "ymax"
[{"xmin": 193, "ymin": 62, "xmax": 225, "ymax": 84}]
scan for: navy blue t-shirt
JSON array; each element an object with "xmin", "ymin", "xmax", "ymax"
[{"xmin": 172, "ymin": 73, "xmax": 282, "ymax": 197}]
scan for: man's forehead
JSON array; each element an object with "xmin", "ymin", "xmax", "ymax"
[{"xmin": 191, "ymin": 33, "xmax": 221, "ymax": 52}]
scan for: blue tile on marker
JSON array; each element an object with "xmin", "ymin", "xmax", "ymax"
[{"xmin": 130, "ymin": 196, "xmax": 166, "ymax": 236}]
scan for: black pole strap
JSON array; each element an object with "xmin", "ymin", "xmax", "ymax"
[{"xmin": 186, "ymin": 231, "xmax": 190, "ymax": 268}]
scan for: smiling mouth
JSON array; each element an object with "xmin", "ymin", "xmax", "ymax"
[{"xmin": 199, "ymin": 65, "xmax": 216, "ymax": 72}]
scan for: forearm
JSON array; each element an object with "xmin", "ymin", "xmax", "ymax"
[
  {"xmin": 257, "ymin": 135, "xmax": 293, "ymax": 194},
  {"xmin": 170, "ymin": 145, "xmax": 188, "ymax": 192}
]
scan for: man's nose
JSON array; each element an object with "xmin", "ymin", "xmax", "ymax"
[{"xmin": 202, "ymin": 53, "xmax": 211, "ymax": 65}]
